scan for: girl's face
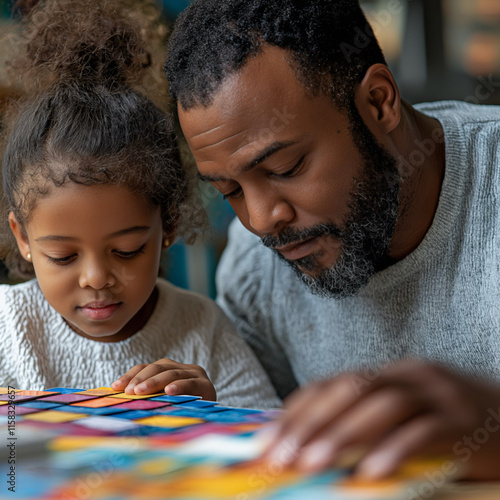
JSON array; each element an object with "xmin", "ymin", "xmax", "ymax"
[{"xmin": 9, "ymin": 183, "xmax": 164, "ymax": 342}]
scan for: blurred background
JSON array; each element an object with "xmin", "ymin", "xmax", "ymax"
[{"xmin": 1, "ymin": 0, "xmax": 499, "ymax": 296}]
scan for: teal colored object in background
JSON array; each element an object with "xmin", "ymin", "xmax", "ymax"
[
  {"xmin": 0, "ymin": 0, "xmax": 11, "ymax": 18},
  {"xmin": 163, "ymin": 240, "xmax": 218, "ymax": 299},
  {"xmin": 160, "ymin": 0, "xmax": 192, "ymax": 21}
]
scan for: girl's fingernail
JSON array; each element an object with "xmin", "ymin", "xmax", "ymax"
[
  {"xmin": 135, "ymin": 383, "xmax": 147, "ymax": 393},
  {"xmin": 124, "ymin": 384, "xmax": 135, "ymax": 393},
  {"xmin": 166, "ymin": 384, "xmax": 178, "ymax": 395}
]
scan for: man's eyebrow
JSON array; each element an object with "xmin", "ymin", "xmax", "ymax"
[
  {"xmin": 197, "ymin": 140, "xmax": 297, "ymax": 183},
  {"xmin": 35, "ymin": 226, "xmax": 151, "ymax": 243}
]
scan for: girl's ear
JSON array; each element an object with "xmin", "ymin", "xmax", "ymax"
[
  {"xmin": 8, "ymin": 212, "xmax": 31, "ymax": 261},
  {"xmin": 162, "ymin": 231, "xmax": 175, "ymax": 250}
]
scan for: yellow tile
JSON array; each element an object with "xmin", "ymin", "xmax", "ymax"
[
  {"xmin": 77, "ymin": 387, "xmax": 122, "ymax": 396},
  {"xmin": 136, "ymin": 415, "xmax": 204, "ymax": 428},
  {"xmin": 23, "ymin": 410, "xmax": 88, "ymax": 423},
  {"xmin": 137, "ymin": 457, "xmax": 178, "ymax": 476},
  {"xmin": 0, "ymin": 388, "xmax": 21, "ymax": 394},
  {"xmin": 151, "ymin": 463, "xmax": 298, "ymax": 497},
  {"xmin": 51, "ymin": 436, "xmax": 146, "ymax": 451},
  {"xmin": 338, "ymin": 457, "xmax": 457, "ymax": 492},
  {"xmin": 0, "ymin": 401, "xmax": 7, "ymax": 406}
]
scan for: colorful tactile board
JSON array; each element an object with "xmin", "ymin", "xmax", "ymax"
[{"xmin": 0, "ymin": 387, "xmax": 452, "ymax": 499}]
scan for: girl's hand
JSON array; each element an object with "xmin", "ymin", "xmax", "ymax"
[
  {"xmin": 261, "ymin": 360, "xmax": 500, "ymax": 481},
  {"xmin": 111, "ymin": 358, "xmax": 217, "ymax": 401}
]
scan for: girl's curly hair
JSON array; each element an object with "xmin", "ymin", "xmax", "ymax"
[{"xmin": 0, "ymin": 0, "xmax": 207, "ymax": 280}]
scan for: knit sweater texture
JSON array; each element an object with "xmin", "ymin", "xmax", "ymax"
[
  {"xmin": 216, "ymin": 100, "xmax": 500, "ymax": 400},
  {"xmin": 0, "ymin": 277, "xmax": 281, "ymax": 409}
]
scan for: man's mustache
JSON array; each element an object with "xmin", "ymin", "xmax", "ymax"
[{"xmin": 261, "ymin": 223, "xmax": 342, "ymax": 249}]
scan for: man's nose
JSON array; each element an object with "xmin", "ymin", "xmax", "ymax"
[{"xmin": 245, "ymin": 187, "xmax": 294, "ymax": 235}]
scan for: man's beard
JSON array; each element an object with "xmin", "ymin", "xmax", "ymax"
[{"xmin": 261, "ymin": 105, "xmax": 401, "ymax": 299}]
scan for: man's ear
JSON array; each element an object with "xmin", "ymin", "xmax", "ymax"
[
  {"xmin": 355, "ymin": 63, "xmax": 401, "ymax": 134},
  {"xmin": 8, "ymin": 212, "xmax": 31, "ymax": 261}
]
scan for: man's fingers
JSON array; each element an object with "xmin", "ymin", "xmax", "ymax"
[
  {"xmin": 356, "ymin": 415, "xmax": 452, "ymax": 479},
  {"xmin": 292, "ymin": 387, "xmax": 428, "ymax": 472},
  {"xmin": 264, "ymin": 376, "xmax": 365, "ymax": 464}
]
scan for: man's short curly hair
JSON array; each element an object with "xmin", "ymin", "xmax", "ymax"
[{"xmin": 165, "ymin": 0, "xmax": 387, "ymax": 112}]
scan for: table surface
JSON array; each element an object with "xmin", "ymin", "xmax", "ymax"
[
  {"xmin": 437, "ymin": 484, "xmax": 500, "ymax": 499},
  {"xmin": 2, "ymin": 387, "xmax": 500, "ymax": 499}
]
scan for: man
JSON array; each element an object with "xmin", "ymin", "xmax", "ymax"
[{"xmin": 165, "ymin": 0, "xmax": 500, "ymax": 480}]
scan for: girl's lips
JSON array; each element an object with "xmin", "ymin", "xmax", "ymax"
[{"xmin": 79, "ymin": 303, "xmax": 120, "ymax": 321}]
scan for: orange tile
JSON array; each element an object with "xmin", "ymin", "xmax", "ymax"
[
  {"xmin": 71, "ymin": 397, "xmax": 131, "ymax": 408},
  {"xmin": 76, "ymin": 387, "xmax": 122, "ymax": 396},
  {"xmin": 16, "ymin": 390, "xmax": 58, "ymax": 396}
]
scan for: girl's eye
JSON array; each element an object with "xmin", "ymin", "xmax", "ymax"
[
  {"xmin": 222, "ymin": 186, "xmax": 243, "ymax": 201},
  {"xmin": 274, "ymin": 155, "xmax": 306, "ymax": 178},
  {"xmin": 114, "ymin": 244, "xmax": 146, "ymax": 259},
  {"xmin": 47, "ymin": 255, "xmax": 76, "ymax": 266}
]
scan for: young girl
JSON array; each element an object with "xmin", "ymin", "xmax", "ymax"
[{"xmin": 0, "ymin": 0, "xmax": 280, "ymax": 409}]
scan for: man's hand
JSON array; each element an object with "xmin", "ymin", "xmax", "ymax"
[
  {"xmin": 262, "ymin": 360, "xmax": 500, "ymax": 481},
  {"xmin": 111, "ymin": 358, "xmax": 217, "ymax": 401}
]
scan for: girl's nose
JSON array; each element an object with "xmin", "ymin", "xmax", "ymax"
[{"xmin": 78, "ymin": 257, "xmax": 116, "ymax": 290}]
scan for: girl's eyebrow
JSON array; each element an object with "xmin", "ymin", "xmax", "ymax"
[{"xmin": 35, "ymin": 226, "xmax": 151, "ymax": 242}]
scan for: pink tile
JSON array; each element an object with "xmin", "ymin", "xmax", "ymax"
[
  {"xmin": 114, "ymin": 400, "xmax": 170, "ymax": 410},
  {"xmin": 43, "ymin": 394, "xmax": 98, "ymax": 404},
  {"xmin": 0, "ymin": 406, "xmax": 40, "ymax": 415}
]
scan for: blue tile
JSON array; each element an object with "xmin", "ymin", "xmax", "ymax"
[
  {"xmin": 150, "ymin": 395, "xmax": 201, "ymax": 403},
  {"xmin": 44, "ymin": 387, "xmax": 85, "ymax": 393},
  {"xmin": 111, "ymin": 410, "xmax": 153, "ymax": 420},
  {"xmin": 56, "ymin": 406, "xmax": 129, "ymax": 416},
  {"xmin": 17, "ymin": 401, "xmax": 63, "ymax": 410},
  {"xmin": 179, "ymin": 400, "xmax": 218, "ymax": 408}
]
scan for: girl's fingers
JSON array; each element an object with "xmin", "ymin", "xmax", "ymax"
[
  {"xmin": 165, "ymin": 377, "xmax": 217, "ymax": 401},
  {"xmin": 120, "ymin": 360, "xmax": 188, "ymax": 394},
  {"xmin": 111, "ymin": 364, "xmax": 148, "ymax": 391},
  {"xmin": 131, "ymin": 368, "xmax": 200, "ymax": 395},
  {"xmin": 112, "ymin": 359, "xmax": 213, "ymax": 396}
]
